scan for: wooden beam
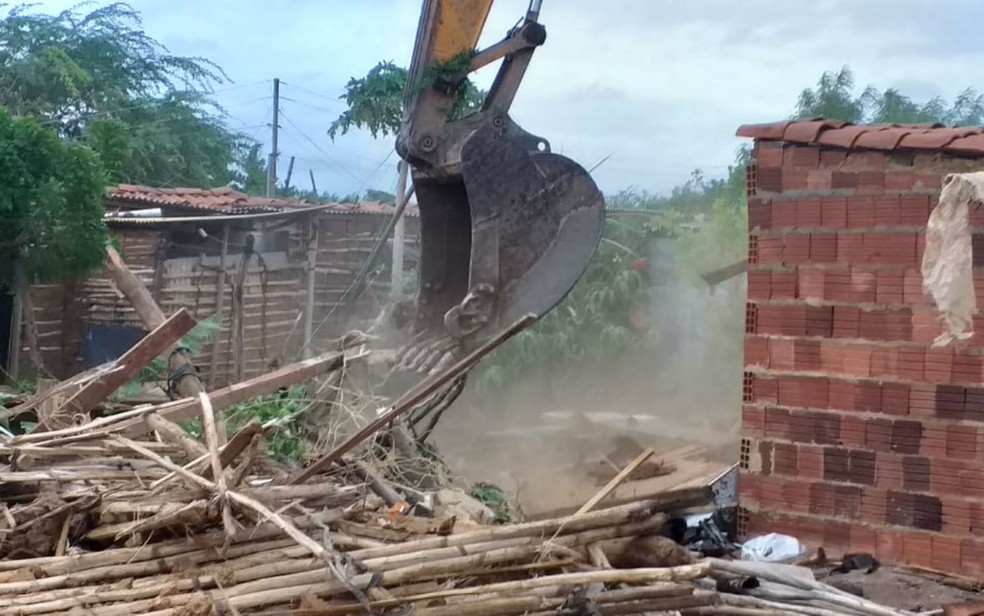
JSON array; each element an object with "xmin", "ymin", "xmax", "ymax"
[
  {"xmin": 574, "ymin": 447, "xmax": 655, "ymax": 516},
  {"xmin": 145, "ymin": 410, "xmax": 208, "ymax": 459},
  {"xmin": 302, "ymin": 219, "xmax": 318, "ymax": 359},
  {"xmin": 104, "ymin": 245, "xmax": 204, "ymax": 401},
  {"xmin": 104, "ymin": 245, "xmax": 166, "ymax": 328},
  {"xmin": 701, "ymin": 259, "xmax": 747, "ymax": 287},
  {"xmin": 113, "ymin": 351, "xmax": 346, "ymax": 437},
  {"xmin": 201, "ymin": 419, "xmax": 262, "ymax": 480},
  {"xmin": 5, "ymin": 262, "xmax": 24, "ymax": 380},
  {"xmin": 207, "ymin": 223, "xmax": 231, "ymax": 389},
  {"xmin": 61, "ymin": 308, "xmax": 197, "ymax": 416}
]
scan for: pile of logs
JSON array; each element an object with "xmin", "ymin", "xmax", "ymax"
[
  {"xmin": 0, "ymin": 407, "xmax": 920, "ymax": 616},
  {"xmin": 0, "ymin": 249, "xmax": 924, "ymax": 615}
]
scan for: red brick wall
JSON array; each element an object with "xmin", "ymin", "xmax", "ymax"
[{"xmin": 739, "ymin": 140, "xmax": 984, "ymax": 578}]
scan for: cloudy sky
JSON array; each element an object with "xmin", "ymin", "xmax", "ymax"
[{"xmin": 38, "ymin": 0, "xmax": 984, "ymax": 196}]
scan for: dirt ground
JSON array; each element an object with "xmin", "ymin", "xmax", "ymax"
[
  {"xmin": 431, "ymin": 392, "xmax": 739, "ymax": 517},
  {"xmin": 817, "ymin": 565, "xmax": 980, "ymax": 611}
]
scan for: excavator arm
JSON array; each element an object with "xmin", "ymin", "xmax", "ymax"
[{"xmin": 393, "ymin": 0, "xmax": 605, "ymax": 371}]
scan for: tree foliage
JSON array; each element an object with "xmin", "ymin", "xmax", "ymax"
[
  {"xmin": 0, "ymin": 107, "xmax": 108, "ymax": 284},
  {"xmin": 796, "ymin": 65, "xmax": 984, "ymax": 126},
  {"xmin": 0, "ymin": 2, "xmax": 250, "ymax": 187},
  {"xmin": 328, "ymin": 60, "xmax": 486, "ymax": 140}
]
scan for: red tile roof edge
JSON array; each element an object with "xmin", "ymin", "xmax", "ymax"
[
  {"xmin": 105, "ymin": 184, "xmax": 419, "ymax": 217},
  {"xmin": 736, "ymin": 119, "xmax": 984, "ymax": 156}
]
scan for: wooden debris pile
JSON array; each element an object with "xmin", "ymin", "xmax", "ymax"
[
  {"xmin": 0, "ymin": 251, "xmax": 920, "ymax": 615},
  {"xmin": 0, "ymin": 410, "xmax": 918, "ymax": 616},
  {"xmin": 0, "ymin": 461, "xmax": 919, "ymax": 616}
]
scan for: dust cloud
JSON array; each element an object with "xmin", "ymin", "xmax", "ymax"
[{"xmin": 430, "ymin": 245, "xmax": 747, "ymax": 518}]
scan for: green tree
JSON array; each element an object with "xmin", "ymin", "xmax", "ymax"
[
  {"xmin": 0, "ymin": 107, "xmax": 109, "ymax": 284},
  {"xmin": 328, "ymin": 60, "xmax": 486, "ymax": 140},
  {"xmin": 795, "ymin": 66, "xmax": 866, "ymax": 122},
  {"xmin": 0, "ymin": 2, "xmax": 250, "ymax": 187},
  {"xmin": 87, "ymin": 92, "xmax": 249, "ymax": 187},
  {"xmin": 860, "ymin": 88, "xmax": 944, "ymax": 124},
  {"xmin": 230, "ymin": 142, "xmax": 268, "ymax": 196},
  {"xmin": 796, "ymin": 65, "xmax": 984, "ymax": 126}
]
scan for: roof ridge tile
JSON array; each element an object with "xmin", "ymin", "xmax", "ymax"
[{"xmin": 737, "ymin": 119, "xmax": 984, "ymax": 156}]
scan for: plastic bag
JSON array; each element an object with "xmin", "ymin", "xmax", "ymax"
[
  {"xmin": 922, "ymin": 172, "xmax": 984, "ymax": 347},
  {"xmin": 740, "ymin": 533, "xmax": 806, "ymax": 562}
]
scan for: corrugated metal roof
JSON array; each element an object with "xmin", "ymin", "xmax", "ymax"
[
  {"xmin": 736, "ymin": 119, "xmax": 984, "ymax": 156},
  {"xmin": 105, "ymin": 184, "xmax": 419, "ymax": 217}
]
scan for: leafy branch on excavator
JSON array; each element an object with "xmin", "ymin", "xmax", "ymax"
[{"xmin": 391, "ymin": 0, "xmax": 607, "ymax": 376}]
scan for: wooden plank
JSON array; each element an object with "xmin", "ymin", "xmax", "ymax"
[
  {"xmin": 114, "ymin": 351, "xmax": 347, "ymax": 437},
  {"xmin": 574, "ymin": 448, "xmax": 655, "ymax": 516},
  {"xmin": 61, "ymin": 308, "xmax": 197, "ymax": 415},
  {"xmin": 201, "ymin": 419, "xmax": 262, "ymax": 480},
  {"xmin": 104, "ymin": 246, "xmax": 204, "ymax": 401}
]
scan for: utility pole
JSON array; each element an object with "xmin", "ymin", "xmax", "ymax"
[
  {"xmin": 391, "ymin": 161, "xmax": 409, "ymax": 297},
  {"xmin": 265, "ymin": 77, "xmax": 280, "ymax": 198}
]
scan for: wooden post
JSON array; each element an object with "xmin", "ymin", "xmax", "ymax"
[
  {"xmin": 6, "ymin": 262, "xmax": 24, "ymax": 380},
  {"xmin": 302, "ymin": 216, "xmax": 318, "ymax": 358},
  {"xmin": 208, "ymin": 223, "xmax": 231, "ymax": 389},
  {"xmin": 230, "ymin": 235, "xmax": 254, "ymax": 383},
  {"xmin": 284, "ymin": 156, "xmax": 296, "ymax": 191},
  {"xmin": 104, "ymin": 245, "xmax": 204, "ymax": 402},
  {"xmin": 391, "ymin": 161, "xmax": 409, "ymax": 297}
]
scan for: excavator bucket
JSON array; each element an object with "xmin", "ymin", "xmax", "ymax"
[
  {"xmin": 410, "ymin": 114, "xmax": 606, "ymax": 347},
  {"xmin": 391, "ymin": 1, "xmax": 606, "ymax": 362}
]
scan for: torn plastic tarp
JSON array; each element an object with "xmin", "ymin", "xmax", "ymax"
[{"xmin": 921, "ymin": 172, "xmax": 984, "ymax": 347}]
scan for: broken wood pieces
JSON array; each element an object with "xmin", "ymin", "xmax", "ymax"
[
  {"xmin": 288, "ymin": 314, "xmax": 537, "ymax": 484},
  {"xmin": 7, "ymin": 308, "xmax": 197, "ymax": 434},
  {"xmin": 61, "ymin": 308, "xmax": 198, "ymax": 418},
  {"xmin": 104, "ymin": 245, "xmax": 205, "ymax": 403},
  {"xmin": 110, "ymin": 351, "xmax": 347, "ymax": 438}
]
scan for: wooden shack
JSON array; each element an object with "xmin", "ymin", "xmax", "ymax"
[{"xmin": 7, "ymin": 185, "xmax": 419, "ymax": 387}]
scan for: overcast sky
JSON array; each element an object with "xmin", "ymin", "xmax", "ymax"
[{"xmin": 38, "ymin": 0, "xmax": 984, "ymax": 197}]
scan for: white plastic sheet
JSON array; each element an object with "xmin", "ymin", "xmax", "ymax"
[
  {"xmin": 921, "ymin": 172, "xmax": 984, "ymax": 347},
  {"xmin": 739, "ymin": 533, "xmax": 806, "ymax": 562}
]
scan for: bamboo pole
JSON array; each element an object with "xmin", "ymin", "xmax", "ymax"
[{"xmin": 0, "ymin": 515, "xmax": 667, "ymax": 614}]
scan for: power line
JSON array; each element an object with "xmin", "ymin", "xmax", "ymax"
[
  {"xmin": 279, "ymin": 82, "xmax": 346, "ymax": 109},
  {"xmin": 288, "ymin": 155, "xmax": 393, "ymax": 173},
  {"xmin": 279, "ymin": 110, "xmax": 366, "ymax": 186},
  {"xmin": 279, "ymin": 96, "xmax": 343, "ymax": 116}
]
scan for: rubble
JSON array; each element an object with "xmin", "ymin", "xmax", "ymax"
[
  {"xmin": 0, "ymin": 255, "xmax": 945, "ymax": 615},
  {"xmin": 0, "ymin": 391, "xmax": 927, "ymax": 615}
]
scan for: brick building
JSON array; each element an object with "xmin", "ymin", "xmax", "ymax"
[{"xmin": 736, "ymin": 119, "xmax": 984, "ymax": 577}]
